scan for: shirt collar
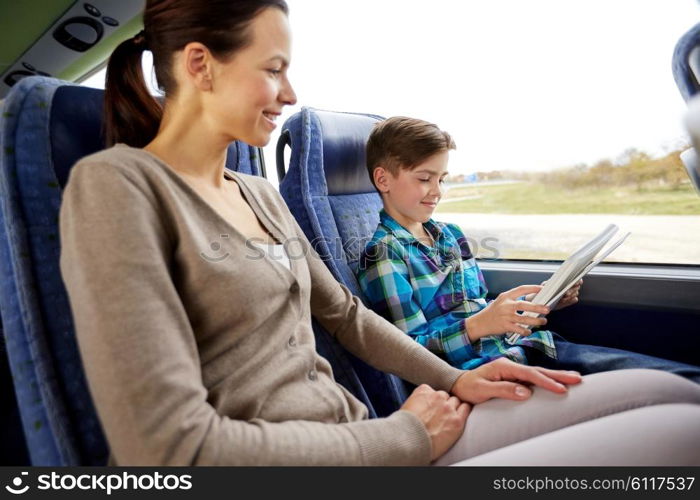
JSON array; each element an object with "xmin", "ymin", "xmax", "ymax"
[{"xmin": 379, "ymin": 209, "xmax": 444, "ymax": 247}]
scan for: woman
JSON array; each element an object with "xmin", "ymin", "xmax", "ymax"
[{"xmin": 59, "ymin": 0, "xmax": 700, "ymax": 465}]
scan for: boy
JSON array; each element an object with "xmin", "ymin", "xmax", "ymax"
[{"xmin": 357, "ymin": 116, "xmax": 700, "ymax": 381}]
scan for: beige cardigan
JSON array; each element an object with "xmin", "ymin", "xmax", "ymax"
[{"xmin": 59, "ymin": 145, "xmax": 463, "ymax": 465}]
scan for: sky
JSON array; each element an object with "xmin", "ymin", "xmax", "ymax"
[
  {"xmin": 266, "ymin": 0, "xmax": 699, "ymax": 178},
  {"xmin": 83, "ymin": 0, "xmax": 699, "ymax": 179}
]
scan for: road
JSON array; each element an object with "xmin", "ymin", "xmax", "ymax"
[{"xmin": 438, "ymin": 213, "xmax": 700, "ymax": 264}]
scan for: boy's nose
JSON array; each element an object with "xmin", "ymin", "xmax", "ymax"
[{"xmin": 430, "ymin": 182, "xmax": 444, "ymax": 196}]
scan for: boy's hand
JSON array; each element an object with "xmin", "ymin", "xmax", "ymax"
[
  {"xmin": 554, "ymin": 279, "xmax": 583, "ymax": 310},
  {"xmin": 466, "ymin": 285, "xmax": 550, "ymax": 340},
  {"xmin": 400, "ymin": 384, "xmax": 471, "ymax": 461},
  {"xmin": 450, "ymin": 357, "xmax": 583, "ymax": 404},
  {"xmin": 525, "ymin": 280, "xmax": 583, "ymax": 310}
]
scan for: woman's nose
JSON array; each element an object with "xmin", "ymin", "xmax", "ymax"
[{"xmin": 280, "ymin": 77, "xmax": 297, "ymax": 106}]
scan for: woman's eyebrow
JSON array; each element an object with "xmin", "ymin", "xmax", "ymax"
[{"xmin": 266, "ymin": 55, "xmax": 289, "ymax": 66}]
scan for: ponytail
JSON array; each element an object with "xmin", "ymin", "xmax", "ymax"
[
  {"xmin": 104, "ymin": 30, "xmax": 162, "ymax": 148},
  {"xmin": 103, "ymin": 1, "xmax": 289, "ymax": 148}
]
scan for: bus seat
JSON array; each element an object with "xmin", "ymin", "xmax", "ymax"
[
  {"xmin": 0, "ymin": 315, "xmax": 30, "ymax": 464},
  {"xmin": 0, "ymin": 76, "xmax": 263, "ymax": 465},
  {"xmin": 673, "ymin": 24, "xmax": 700, "ymax": 194},
  {"xmin": 673, "ymin": 22, "xmax": 700, "ymax": 102},
  {"xmin": 276, "ymin": 107, "xmax": 408, "ymax": 417}
]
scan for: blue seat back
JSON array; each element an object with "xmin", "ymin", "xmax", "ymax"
[
  {"xmin": 673, "ymin": 22, "xmax": 700, "ymax": 101},
  {"xmin": 0, "ymin": 76, "xmax": 263, "ymax": 465},
  {"xmin": 277, "ymin": 107, "xmax": 408, "ymax": 417}
]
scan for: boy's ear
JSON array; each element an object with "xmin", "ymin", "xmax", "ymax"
[
  {"xmin": 373, "ymin": 166, "xmax": 391, "ymax": 193},
  {"xmin": 182, "ymin": 42, "xmax": 213, "ymax": 91}
]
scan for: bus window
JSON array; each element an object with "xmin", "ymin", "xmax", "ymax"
[{"xmin": 263, "ymin": 0, "xmax": 700, "ymax": 266}]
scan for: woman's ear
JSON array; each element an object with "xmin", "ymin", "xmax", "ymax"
[
  {"xmin": 373, "ymin": 166, "xmax": 391, "ymax": 193},
  {"xmin": 182, "ymin": 42, "xmax": 213, "ymax": 91}
]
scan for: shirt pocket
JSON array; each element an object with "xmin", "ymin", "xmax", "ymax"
[{"xmin": 462, "ymin": 260, "xmax": 484, "ymax": 299}]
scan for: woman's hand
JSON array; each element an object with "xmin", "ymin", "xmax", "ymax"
[
  {"xmin": 450, "ymin": 357, "xmax": 583, "ymax": 404},
  {"xmin": 400, "ymin": 384, "xmax": 471, "ymax": 461},
  {"xmin": 466, "ymin": 285, "xmax": 550, "ymax": 340}
]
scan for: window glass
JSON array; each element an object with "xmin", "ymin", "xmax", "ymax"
[
  {"xmin": 264, "ymin": 0, "xmax": 700, "ymax": 265},
  {"xmin": 79, "ymin": 1, "xmax": 700, "ymax": 266}
]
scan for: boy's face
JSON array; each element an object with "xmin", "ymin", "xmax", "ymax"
[{"xmin": 375, "ymin": 150, "xmax": 449, "ymax": 227}]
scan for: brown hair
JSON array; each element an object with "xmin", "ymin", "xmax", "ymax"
[
  {"xmin": 104, "ymin": 0, "xmax": 289, "ymax": 148},
  {"xmin": 366, "ymin": 116, "xmax": 456, "ymax": 188}
]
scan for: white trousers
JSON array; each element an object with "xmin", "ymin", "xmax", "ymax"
[{"xmin": 433, "ymin": 369, "xmax": 700, "ymax": 466}]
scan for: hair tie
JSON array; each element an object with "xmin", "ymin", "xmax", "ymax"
[{"xmin": 133, "ymin": 30, "xmax": 149, "ymax": 49}]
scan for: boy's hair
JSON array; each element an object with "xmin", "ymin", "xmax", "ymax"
[{"xmin": 366, "ymin": 116, "xmax": 456, "ymax": 188}]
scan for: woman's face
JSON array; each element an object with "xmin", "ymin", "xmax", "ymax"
[{"xmin": 207, "ymin": 7, "xmax": 297, "ymax": 147}]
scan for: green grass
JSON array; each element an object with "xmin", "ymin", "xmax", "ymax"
[{"xmin": 437, "ymin": 182, "xmax": 700, "ymax": 215}]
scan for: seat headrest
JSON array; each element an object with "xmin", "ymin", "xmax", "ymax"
[
  {"xmin": 673, "ymin": 22, "xmax": 700, "ymax": 102},
  {"xmin": 50, "ymin": 85, "xmax": 105, "ymax": 188},
  {"xmin": 13, "ymin": 76, "xmax": 260, "ymax": 188},
  {"xmin": 315, "ymin": 109, "xmax": 382, "ymax": 196}
]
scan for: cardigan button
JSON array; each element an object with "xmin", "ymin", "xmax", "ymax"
[
  {"xmin": 289, "ymin": 282, "xmax": 300, "ymax": 294},
  {"xmin": 308, "ymin": 370, "xmax": 318, "ymax": 381},
  {"xmin": 338, "ymin": 415, "xmax": 348, "ymax": 423},
  {"xmin": 288, "ymin": 336, "xmax": 297, "ymax": 347}
]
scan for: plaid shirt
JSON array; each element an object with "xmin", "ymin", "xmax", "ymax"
[{"xmin": 357, "ymin": 210, "xmax": 557, "ymax": 370}]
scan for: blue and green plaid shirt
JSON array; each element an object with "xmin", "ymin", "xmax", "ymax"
[{"xmin": 357, "ymin": 210, "xmax": 557, "ymax": 370}]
